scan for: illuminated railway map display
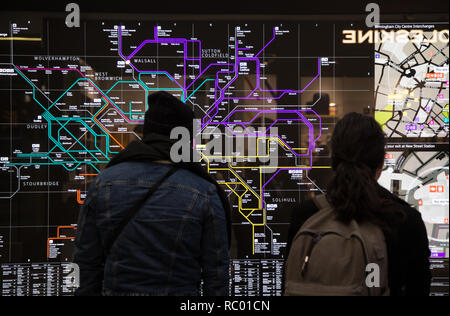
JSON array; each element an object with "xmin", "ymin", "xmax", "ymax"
[{"xmin": 0, "ymin": 14, "xmax": 448, "ymax": 296}]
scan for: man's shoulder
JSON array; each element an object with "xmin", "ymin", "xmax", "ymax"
[
  {"xmin": 97, "ymin": 161, "xmax": 216, "ymax": 196},
  {"xmin": 169, "ymin": 167, "xmax": 217, "ymax": 196},
  {"xmin": 96, "ymin": 161, "xmax": 158, "ymax": 181}
]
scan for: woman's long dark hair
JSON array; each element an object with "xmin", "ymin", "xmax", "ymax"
[{"xmin": 327, "ymin": 112, "xmax": 404, "ymax": 234}]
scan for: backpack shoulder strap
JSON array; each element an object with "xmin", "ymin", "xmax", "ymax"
[
  {"xmin": 294, "ymin": 194, "xmax": 333, "ymax": 237},
  {"xmin": 103, "ymin": 166, "xmax": 178, "ymax": 257},
  {"xmin": 312, "ymin": 194, "xmax": 331, "ymax": 210}
]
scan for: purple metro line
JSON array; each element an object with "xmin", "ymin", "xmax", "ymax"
[
  {"xmin": 118, "ymin": 25, "xmax": 322, "ymax": 128},
  {"xmin": 17, "ymin": 25, "xmax": 323, "ymax": 174},
  {"xmin": 119, "ymin": 25, "xmax": 235, "ymax": 94},
  {"xmin": 9, "ymin": 24, "xmax": 327, "ymax": 257},
  {"xmin": 118, "ymin": 25, "xmax": 324, "ymax": 202},
  {"xmin": 220, "ymin": 109, "xmax": 321, "ymax": 157},
  {"xmin": 120, "ymin": 26, "xmax": 202, "ymax": 89},
  {"xmin": 202, "ymin": 57, "xmax": 321, "ymax": 127},
  {"xmin": 224, "ymin": 109, "xmax": 322, "ymax": 209}
]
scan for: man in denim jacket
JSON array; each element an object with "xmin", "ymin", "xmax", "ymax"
[{"xmin": 73, "ymin": 91, "xmax": 231, "ymax": 296}]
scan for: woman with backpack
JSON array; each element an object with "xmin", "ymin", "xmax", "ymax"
[{"xmin": 284, "ymin": 112, "xmax": 431, "ymax": 296}]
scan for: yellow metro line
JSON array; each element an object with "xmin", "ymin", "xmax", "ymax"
[
  {"xmin": 0, "ymin": 37, "xmax": 42, "ymax": 41},
  {"xmin": 200, "ymin": 145, "xmax": 331, "ymax": 254}
]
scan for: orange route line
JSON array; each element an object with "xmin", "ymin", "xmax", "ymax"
[
  {"xmin": 93, "ymin": 97, "xmax": 125, "ymax": 150},
  {"xmin": 76, "ymin": 190, "xmax": 84, "ymax": 205},
  {"xmin": 47, "ymin": 226, "xmax": 77, "ymax": 258},
  {"xmin": 79, "ymin": 173, "xmax": 98, "ymax": 176},
  {"xmin": 57, "ymin": 226, "xmax": 77, "ymax": 236}
]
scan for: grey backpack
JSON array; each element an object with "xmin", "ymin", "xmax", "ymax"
[{"xmin": 284, "ymin": 194, "xmax": 390, "ymax": 296}]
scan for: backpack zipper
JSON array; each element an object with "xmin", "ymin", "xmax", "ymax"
[{"xmin": 301, "ymin": 233, "xmax": 322, "ymax": 276}]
